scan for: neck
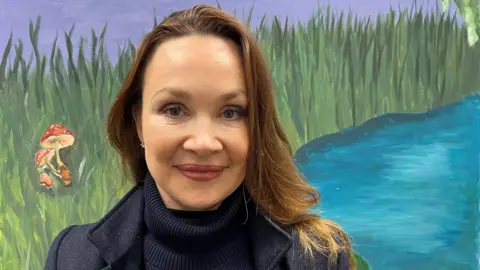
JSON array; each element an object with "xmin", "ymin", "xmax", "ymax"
[{"xmin": 166, "ymin": 202, "xmax": 221, "ymax": 212}]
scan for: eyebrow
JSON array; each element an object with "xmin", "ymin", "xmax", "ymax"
[{"xmin": 151, "ymin": 87, "xmax": 247, "ymax": 101}]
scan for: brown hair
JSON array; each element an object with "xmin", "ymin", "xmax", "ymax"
[{"xmin": 106, "ymin": 4, "xmax": 355, "ymax": 269}]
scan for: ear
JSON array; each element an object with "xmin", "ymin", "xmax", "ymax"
[{"xmin": 132, "ymin": 104, "xmax": 144, "ymax": 144}]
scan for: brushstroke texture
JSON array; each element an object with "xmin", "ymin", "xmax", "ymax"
[{"xmin": 295, "ymin": 93, "xmax": 480, "ymax": 269}]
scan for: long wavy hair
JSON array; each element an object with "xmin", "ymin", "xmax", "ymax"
[{"xmin": 106, "ymin": 4, "xmax": 355, "ymax": 269}]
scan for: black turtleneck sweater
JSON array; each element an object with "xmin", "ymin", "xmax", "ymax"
[{"xmin": 143, "ymin": 173, "xmax": 255, "ymax": 270}]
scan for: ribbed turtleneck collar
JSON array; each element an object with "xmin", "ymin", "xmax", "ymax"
[{"xmin": 143, "ymin": 172, "xmax": 251, "ymax": 269}]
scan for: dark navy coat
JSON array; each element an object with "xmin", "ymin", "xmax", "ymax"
[{"xmin": 44, "ymin": 184, "xmax": 350, "ymax": 270}]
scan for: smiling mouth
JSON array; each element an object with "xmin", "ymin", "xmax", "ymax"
[{"xmin": 175, "ymin": 164, "xmax": 226, "ymax": 181}]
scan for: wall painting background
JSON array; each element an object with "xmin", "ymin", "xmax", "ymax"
[{"xmin": 1, "ymin": 0, "xmax": 479, "ymax": 269}]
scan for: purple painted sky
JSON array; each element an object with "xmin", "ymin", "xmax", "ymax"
[{"xmin": 0, "ymin": 0, "xmax": 458, "ymax": 62}]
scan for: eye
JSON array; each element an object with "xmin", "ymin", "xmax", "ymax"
[
  {"xmin": 162, "ymin": 104, "xmax": 185, "ymax": 117},
  {"xmin": 222, "ymin": 106, "xmax": 246, "ymax": 120}
]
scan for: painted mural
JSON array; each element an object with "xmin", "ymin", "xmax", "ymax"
[{"xmin": 1, "ymin": 0, "xmax": 479, "ymax": 269}]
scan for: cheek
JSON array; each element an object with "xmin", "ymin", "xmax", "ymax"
[
  {"xmin": 142, "ymin": 115, "xmax": 181, "ymax": 139},
  {"xmin": 227, "ymin": 126, "xmax": 249, "ymax": 164},
  {"xmin": 142, "ymin": 121, "xmax": 181, "ymax": 157}
]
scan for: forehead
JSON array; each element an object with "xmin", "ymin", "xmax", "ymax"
[
  {"xmin": 142, "ymin": 34, "xmax": 246, "ymax": 97},
  {"xmin": 150, "ymin": 34, "xmax": 242, "ymax": 69}
]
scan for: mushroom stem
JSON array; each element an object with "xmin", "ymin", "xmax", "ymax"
[
  {"xmin": 50, "ymin": 170, "xmax": 61, "ymax": 178},
  {"xmin": 54, "ymin": 141, "xmax": 64, "ymax": 167},
  {"xmin": 46, "ymin": 160, "xmax": 59, "ymax": 174}
]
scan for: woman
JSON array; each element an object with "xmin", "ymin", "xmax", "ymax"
[{"xmin": 44, "ymin": 4, "xmax": 355, "ymax": 270}]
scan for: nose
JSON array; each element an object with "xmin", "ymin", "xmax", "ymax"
[{"xmin": 182, "ymin": 118, "xmax": 223, "ymax": 157}]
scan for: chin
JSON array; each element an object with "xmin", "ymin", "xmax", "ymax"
[{"xmin": 180, "ymin": 197, "xmax": 223, "ymax": 211}]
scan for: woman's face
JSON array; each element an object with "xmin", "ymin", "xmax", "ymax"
[{"xmin": 135, "ymin": 34, "xmax": 249, "ymax": 211}]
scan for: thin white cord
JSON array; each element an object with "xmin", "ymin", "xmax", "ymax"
[{"xmin": 242, "ymin": 183, "xmax": 251, "ymax": 225}]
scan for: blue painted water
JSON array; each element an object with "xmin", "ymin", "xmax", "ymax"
[{"xmin": 294, "ymin": 93, "xmax": 480, "ymax": 270}]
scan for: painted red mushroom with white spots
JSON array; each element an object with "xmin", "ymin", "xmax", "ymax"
[{"xmin": 39, "ymin": 123, "xmax": 76, "ymax": 186}]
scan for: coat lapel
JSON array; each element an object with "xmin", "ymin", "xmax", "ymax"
[
  {"xmin": 245, "ymin": 202, "xmax": 294, "ymax": 270},
  {"xmin": 87, "ymin": 184, "xmax": 146, "ymax": 269}
]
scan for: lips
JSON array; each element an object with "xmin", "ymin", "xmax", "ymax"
[{"xmin": 176, "ymin": 164, "xmax": 226, "ymax": 181}]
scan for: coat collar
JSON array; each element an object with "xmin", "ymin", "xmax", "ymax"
[
  {"xmin": 87, "ymin": 184, "xmax": 294, "ymax": 270},
  {"xmin": 86, "ymin": 184, "xmax": 145, "ymax": 269}
]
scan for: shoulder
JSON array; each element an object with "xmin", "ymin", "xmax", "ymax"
[
  {"xmin": 44, "ymin": 223, "xmax": 105, "ymax": 270},
  {"xmin": 284, "ymin": 228, "xmax": 351, "ymax": 270},
  {"xmin": 44, "ymin": 184, "xmax": 145, "ymax": 270}
]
